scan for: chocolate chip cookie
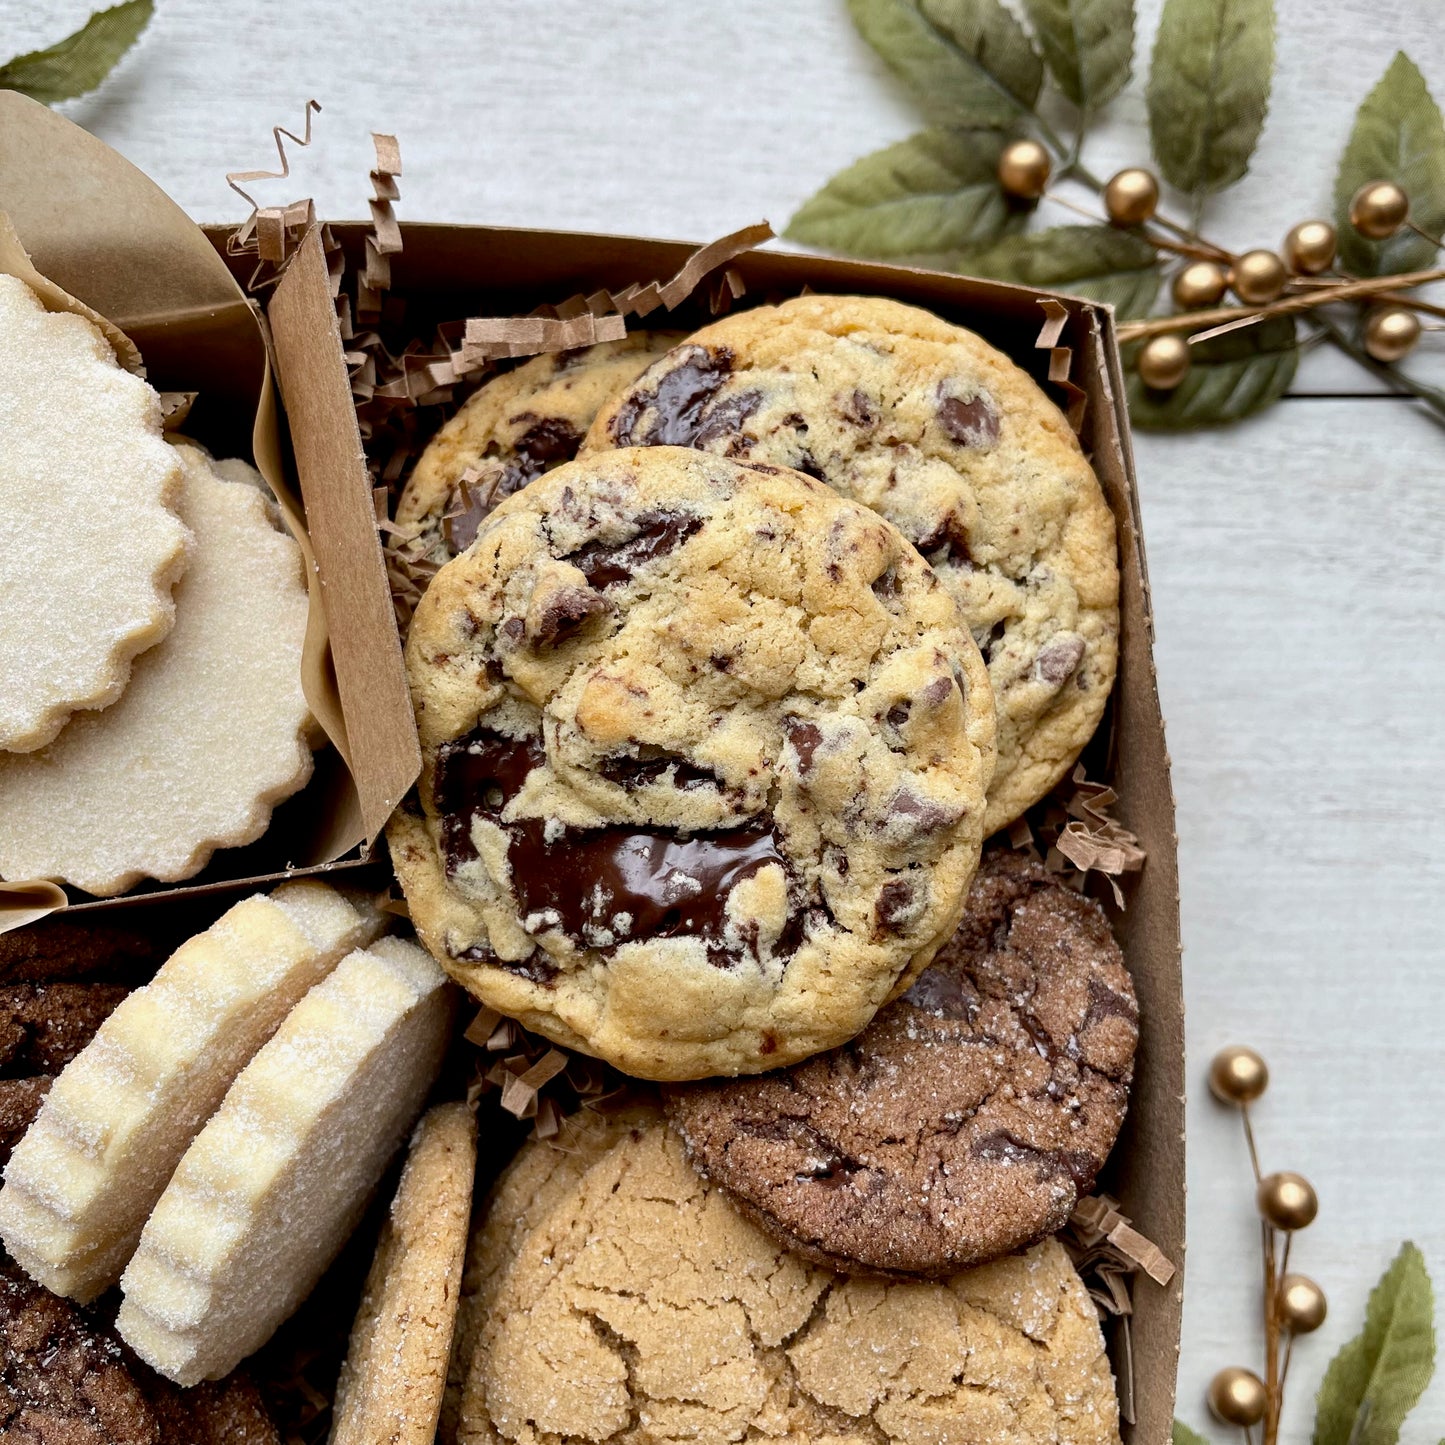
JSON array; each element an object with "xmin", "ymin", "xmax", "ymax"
[
  {"xmin": 455, "ymin": 1111, "xmax": 1121, "ymax": 1445},
  {"xmin": 666, "ymin": 849, "xmax": 1137, "ymax": 1275},
  {"xmin": 583, "ymin": 294, "xmax": 1120, "ymax": 835},
  {"xmin": 395, "ymin": 333, "xmax": 682, "ymax": 565},
  {"xmin": 389, "ymin": 446, "xmax": 996, "ymax": 1080}
]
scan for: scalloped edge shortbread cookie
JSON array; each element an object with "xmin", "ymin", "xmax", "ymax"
[
  {"xmin": 0, "ymin": 273, "xmax": 190, "ymax": 752},
  {"xmin": 0, "ymin": 442, "xmax": 313, "ymax": 896}
]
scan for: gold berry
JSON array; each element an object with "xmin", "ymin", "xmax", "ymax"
[
  {"xmin": 1258, "ymin": 1171, "xmax": 1319, "ymax": 1231},
  {"xmin": 1105, "ymin": 168, "xmax": 1161, "ymax": 226},
  {"xmin": 1279, "ymin": 1274, "xmax": 1328, "ymax": 1333},
  {"xmin": 1137, "ymin": 334, "xmax": 1191, "ymax": 390},
  {"xmin": 997, "ymin": 139, "xmax": 1052, "ymax": 201},
  {"xmin": 1363, "ymin": 305, "xmax": 1422, "ymax": 362},
  {"xmin": 1233, "ymin": 249, "xmax": 1289, "ymax": 304},
  {"xmin": 1173, "ymin": 261, "xmax": 1230, "ymax": 310},
  {"xmin": 1208, "ymin": 1045, "xmax": 1269, "ymax": 1104},
  {"xmin": 1350, "ymin": 180, "xmax": 1410, "ymax": 240},
  {"xmin": 1209, "ymin": 1367, "xmax": 1268, "ymax": 1427},
  {"xmin": 1284, "ymin": 220, "xmax": 1337, "ymax": 274}
]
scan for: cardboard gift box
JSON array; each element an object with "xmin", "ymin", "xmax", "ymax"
[{"xmin": 0, "ymin": 92, "xmax": 1183, "ymax": 1443}]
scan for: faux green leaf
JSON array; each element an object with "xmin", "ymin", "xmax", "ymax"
[
  {"xmin": 1126, "ymin": 314, "xmax": 1297, "ymax": 427},
  {"xmin": 1146, "ymin": 0, "xmax": 1275, "ymax": 199},
  {"xmin": 786, "ymin": 129, "xmax": 1026, "ymax": 260},
  {"xmin": 1333, "ymin": 53, "xmax": 1445, "ymax": 276},
  {"xmin": 1021, "ymin": 0, "xmax": 1134, "ymax": 111},
  {"xmin": 0, "ymin": 0, "xmax": 154, "ymax": 104},
  {"xmin": 1172, "ymin": 1422, "xmax": 1212, "ymax": 1445},
  {"xmin": 1314, "ymin": 1242, "xmax": 1435, "ymax": 1445},
  {"xmin": 961, "ymin": 225, "xmax": 1160, "ymax": 315},
  {"xmin": 847, "ymin": 0, "xmax": 1044, "ymax": 127}
]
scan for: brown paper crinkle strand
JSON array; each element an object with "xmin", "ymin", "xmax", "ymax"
[
  {"xmin": 1009, "ymin": 764, "xmax": 1146, "ymax": 907},
  {"xmin": 1035, "ymin": 298, "xmax": 1088, "ymax": 434},
  {"xmin": 225, "ymin": 100, "xmax": 322, "ymax": 291},
  {"xmin": 463, "ymin": 1007, "xmax": 625, "ymax": 1140},
  {"xmin": 1061, "ymin": 1194, "xmax": 1176, "ymax": 1426}
]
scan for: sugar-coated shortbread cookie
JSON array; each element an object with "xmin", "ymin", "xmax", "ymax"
[
  {"xmin": 0, "ymin": 442, "xmax": 313, "ymax": 896},
  {"xmin": 0, "ymin": 274, "xmax": 190, "ymax": 753},
  {"xmin": 117, "ymin": 937, "xmax": 455, "ymax": 1385},
  {"xmin": 396, "ymin": 333, "xmax": 684, "ymax": 566},
  {"xmin": 456, "ymin": 1113, "xmax": 1121, "ymax": 1445},
  {"xmin": 330, "ymin": 1101, "xmax": 478, "ymax": 1445},
  {"xmin": 0, "ymin": 883, "xmax": 383, "ymax": 1302},
  {"xmin": 667, "ymin": 849, "xmax": 1138, "ymax": 1276},
  {"xmin": 585, "ymin": 295, "xmax": 1120, "ymax": 834},
  {"xmin": 390, "ymin": 446, "xmax": 996, "ymax": 1080}
]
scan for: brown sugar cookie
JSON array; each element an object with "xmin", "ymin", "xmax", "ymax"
[
  {"xmin": 455, "ymin": 1112, "xmax": 1120, "ymax": 1445},
  {"xmin": 330, "ymin": 1101, "xmax": 478, "ymax": 1445},
  {"xmin": 666, "ymin": 848, "xmax": 1138, "ymax": 1275},
  {"xmin": 0, "ymin": 1252, "xmax": 277, "ymax": 1445}
]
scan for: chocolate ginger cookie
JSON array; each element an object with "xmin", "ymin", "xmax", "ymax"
[
  {"xmin": 395, "ymin": 333, "xmax": 683, "ymax": 566},
  {"xmin": 389, "ymin": 446, "xmax": 997, "ymax": 1080},
  {"xmin": 584, "ymin": 294, "xmax": 1120, "ymax": 835},
  {"xmin": 666, "ymin": 849, "xmax": 1138, "ymax": 1275}
]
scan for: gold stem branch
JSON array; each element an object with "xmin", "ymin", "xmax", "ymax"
[{"xmin": 1117, "ymin": 265, "xmax": 1445, "ymax": 343}]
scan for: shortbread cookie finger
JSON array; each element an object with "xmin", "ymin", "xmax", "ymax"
[
  {"xmin": 0, "ymin": 274, "xmax": 190, "ymax": 753},
  {"xmin": 0, "ymin": 442, "xmax": 313, "ymax": 896},
  {"xmin": 117, "ymin": 937, "xmax": 455, "ymax": 1385},
  {"xmin": 331, "ymin": 1101, "xmax": 478, "ymax": 1445},
  {"xmin": 396, "ymin": 333, "xmax": 684, "ymax": 566},
  {"xmin": 0, "ymin": 882, "xmax": 383, "ymax": 1302}
]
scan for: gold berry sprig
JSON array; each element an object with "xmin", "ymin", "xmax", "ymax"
[{"xmin": 990, "ymin": 142, "xmax": 1445, "ymax": 423}]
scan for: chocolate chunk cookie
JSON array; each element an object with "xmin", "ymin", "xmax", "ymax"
[
  {"xmin": 395, "ymin": 333, "xmax": 683, "ymax": 565},
  {"xmin": 583, "ymin": 295, "xmax": 1120, "ymax": 836},
  {"xmin": 0, "ymin": 1253, "xmax": 277, "ymax": 1445},
  {"xmin": 666, "ymin": 849, "xmax": 1137, "ymax": 1274},
  {"xmin": 389, "ymin": 446, "xmax": 996, "ymax": 1079},
  {"xmin": 455, "ymin": 1111, "xmax": 1121, "ymax": 1445}
]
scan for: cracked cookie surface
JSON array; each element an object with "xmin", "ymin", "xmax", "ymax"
[
  {"xmin": 390, "ymin": 446, "xmax": 996, "ymax": 1080},
  {"xmin": 583, "ymin": 295, "xmax": 1119, "ymax": 835},
  {"xmin": 666, "ymin": 850, "xmax": 1137, "ymax": 1275},
  {"xmin": 396, "ymin": 333, "xmax": 683, "ymax": 567},
  {"xmin": 455, "ymin": 1111, "xmax": 1121, "ymax": 1445}
]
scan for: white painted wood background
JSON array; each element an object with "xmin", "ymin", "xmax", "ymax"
[{"xmin": 8, "ymin": 0, "xmax": 1445, "ymax": 1438}]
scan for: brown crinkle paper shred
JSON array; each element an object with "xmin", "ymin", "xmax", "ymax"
[
  {"xmin": 1062, "ymin": 1194, "xmax": 1177, "ymax": 1426},
  {"xmin": 463, "ymin": 1006, "xmax": 627, "ymax": 1140},
  {"xmin": 1009, "ymin": 764, "xmax": 1147, "ymax": 906}
]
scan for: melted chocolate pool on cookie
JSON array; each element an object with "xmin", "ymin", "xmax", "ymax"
[{"xmin": 434, "ymin": 728, "xmax": 797, "ymax": 969}]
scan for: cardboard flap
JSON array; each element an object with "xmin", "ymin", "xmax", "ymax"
[{"xmin": 267, "ymin": 227, "xmax": 421, "ymax": 844}]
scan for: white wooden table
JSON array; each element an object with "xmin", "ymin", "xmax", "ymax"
[{"xmin": 8, "ymin": 0, "xmax": 1444, "ymax": 1437}]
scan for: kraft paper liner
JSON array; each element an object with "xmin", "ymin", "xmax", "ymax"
[{"xmin": 0, "ymin": 92, "xmax": 362, "ymax": 930}]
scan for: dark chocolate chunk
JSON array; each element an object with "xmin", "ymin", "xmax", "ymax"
[
  {"xmin": 507, "ymin": 817, "xmax": 794, "ymax": 966},
  {"xmin": 902, "ymin": 966, "xmax": 980, "ymax": 1020},
  {"xmin": 1035, "ymin": 634, "xmax": 1086, "ymax": 687},
  {"xmin": 886, "ymin": 786, "xmax": 964, "ymax": 834},
  {"xmin": 598, "ymin": 749, "xmax": 720, "ymax": 791},
  {"xmin": 692, "ymin": 390, "xmax": 764, "ymax": 448},
  {"xmin": 567, "ymin": 509, "xmax": 703, "ymax": 589},
  {"xmin": 874, "ymin": 878, "xmax": 917, "ymax": 935},
  {"xmin": 784, "ymin": 718, "xmax": 823, "ymax": 774},
  {"xmin": 841, "ymin": 388, "xmax": 877, "ymax": 427},
  {"xmin": 512, "ymin": 412, "xmax": 583, "ymax": 468},
  {"xmin": 913, "ymin": 512, "xmax": 971, "ymax": 564},
  {"xmin": 871, "ymin": 567, "xmax": 900, "ymax": 601},
  {"xmin": 937, "ymin": 393, "xmax": 1000, "ymax": 446},
  {"xmin": 607, "ymin": 344, "xmax": 735, "ymax": 446},
  {"xmin": 530, "ymin": 586, "xmax": 611, "ymax": 647},
  {"xmin": 433, "ymin": 729, "xmax": 546, "ymax": 871}
]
